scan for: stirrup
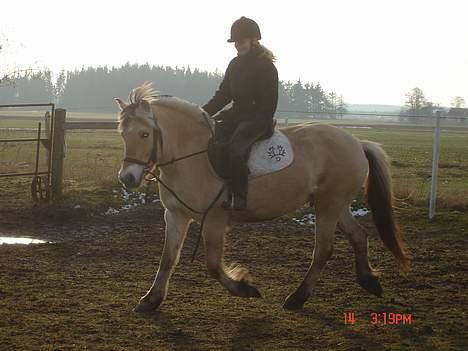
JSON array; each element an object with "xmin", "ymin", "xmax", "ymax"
[
  {"xmin": 222, "ymin": 194, "xmax": 247, "ymax": 210},
  {"xmin": 232, "ymin": 194, "xmax": 247, "ymax": 210},
  {"xmin": 221, "ymin": 193, "xmax": 247, "ymax": 210},
  {"xmin": 221, "ymin": 193, "xmax": 233, "ymax": 209}
]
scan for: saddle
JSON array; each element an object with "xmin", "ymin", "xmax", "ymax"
[{"xmin": 208, "ymin": 120, "xmax": 294, "ymax": 180}]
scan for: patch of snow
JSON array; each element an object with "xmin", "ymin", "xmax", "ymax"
[
  {"xmin": 103, "ymin": 187, "xmax": 160, "ymax": 215},
  {"xmin": 291, "ymin": 207, "xmax": 369, "ymax": 226},
  {"xmin": 292, "ymin": 213, "xmax": 316, "ymax": 226},
  {"xmin": 104, "ymin": 208, "xmax": 119, "ymax": 215},
  {"xmin": 352, "ymin": 208, "xmax": 369, "ymax": 217}
]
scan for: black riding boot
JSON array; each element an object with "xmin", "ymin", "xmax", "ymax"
[
  {"xmin": 221, "ymin": 180, "xmax": 234, "ymax": 209},
  {"xmin": 230, "ymin": 164, "xmax": 249, "ymax": 210},
  {"xmin": 220, "ymin": 119, "xmax": 266, "ymax": 210},
  {"xmin": 222, "ymin": 186, "xmax": 247, "ymax": 210},
  {"xmin": 232, "ymin": 192, "xmax": 247, "ymax": 210}
]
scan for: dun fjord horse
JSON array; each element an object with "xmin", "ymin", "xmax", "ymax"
[{"xmin": 115, "ymin": 83, "xmax": 409, "ymax": 312}]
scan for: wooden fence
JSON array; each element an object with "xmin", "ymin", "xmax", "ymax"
[{"xmin": 51, "ymin": 109, "xmax": 117, "ymax": 199}]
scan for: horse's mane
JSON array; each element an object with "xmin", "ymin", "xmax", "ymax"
[
  {"xmin": 129, "ymin": 81, "xmax": 158, "ymax": 105},
  {"xmin": 119, "ymin": 82, "xmax": 211, "ymax": 132},
  {"xmin": 153, "ymin": 96, "xmax": 204, "ymax": 120},
  {"xmin": 128, "ymin": 82, "xmax": 207, "ymax": 123}
]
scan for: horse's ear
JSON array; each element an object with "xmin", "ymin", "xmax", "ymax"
[
  {"xmin": 114, "ymin": 98, "xmax": 127, "ymax": 111},
  {"xmin": 140, "ymin": 99, "xmax": 151, "ymax": 113}
]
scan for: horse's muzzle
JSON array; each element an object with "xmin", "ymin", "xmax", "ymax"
[
  {"xmin": 119, "ymin": 172, "xmax": 138, "ymax": 188},
  {"xmin": 118, "ymin": 164, "xmax": 145, "ymax": 188}
]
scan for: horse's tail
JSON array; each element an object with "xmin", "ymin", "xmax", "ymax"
[{"xmin": 361, "ymin": 141, "xmax": 410, "ymax": 271}]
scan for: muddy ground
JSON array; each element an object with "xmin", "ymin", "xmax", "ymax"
[{"xmin": 0, "ymin": 203, "xmax": 467, "ymax": 350}]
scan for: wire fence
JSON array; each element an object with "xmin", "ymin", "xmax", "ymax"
[
  {"xmin": 12, "ymin": 103, "xmax": 466, "ymax": 121},
  {"xmin": 277, "ymin": 109, "xmax": 468, "ymax": 121}
]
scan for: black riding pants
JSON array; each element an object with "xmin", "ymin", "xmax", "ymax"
[{"xmin": 216, "ymin": 118, "xmax": 272, "ymax": 197}]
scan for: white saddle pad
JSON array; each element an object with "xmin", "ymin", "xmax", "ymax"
[{"xmin": 248, "ymin": 130, "xmax": 294, "ymax": 178}]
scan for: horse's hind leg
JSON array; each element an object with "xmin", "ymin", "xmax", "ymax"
[
  {"xmin": 203, "ymin": 211, "xmax": 261, "ymax": 298},
  {"xmin": 283, "ymin": 205, "xmax": 341, "ymax": 310},
  {"xmin": 134, "ymin": 208, "xmax": 191, "ymax": 313},
  {"xmin": 338, "ymin": 208, "xmax": 383, "ymax": 297}
]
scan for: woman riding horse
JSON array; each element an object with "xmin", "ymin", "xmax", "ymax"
[{"xmin": 202, "ymin": 16, "xmax": 279, "ymax": 210}]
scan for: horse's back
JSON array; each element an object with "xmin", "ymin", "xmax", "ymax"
[
  {"xmin": 236, "ymin": 123, "xmax": 368, "ymax": 221},
  {"xmin": 280, "ymin": 122, "xmax": 367, "ymax": 171}
]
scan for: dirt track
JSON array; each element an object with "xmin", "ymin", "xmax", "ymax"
[{"xmin": 0, "ymin": 204, "xmax": 467, "ymax": 350}]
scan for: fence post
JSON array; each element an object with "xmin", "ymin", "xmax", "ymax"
[
  {"xmin": 429, "ymin": 110, "xmax": 441, "ymax": 219},
  {"xmin": 51, "ymin": 108, "xmax": 66, "ymax": 200},
  {"xmin": 44, "ymin": 111, "xmax": 50, "ymax": 139}
]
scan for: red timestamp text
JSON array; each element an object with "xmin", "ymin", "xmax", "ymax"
[
  {"xmin": 343, "ymin": 312, "xmax": 413, "ymax": 325},
  {"xmin": 370, "ymin": 312, "xmax": 412, "ymax": 325}
]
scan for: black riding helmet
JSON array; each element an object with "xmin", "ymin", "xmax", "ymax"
[{"xmin": 227, "ymin": 16, "xmax": 261, "ymax": 43}]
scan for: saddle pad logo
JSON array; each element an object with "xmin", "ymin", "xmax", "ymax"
[
  {"xmin": 267, "ymin": 145, "xmax": 287, "ymax": 162},
  {"xmin": 248, "ymin": 130, "xmax": 294, "ymax": 178}
]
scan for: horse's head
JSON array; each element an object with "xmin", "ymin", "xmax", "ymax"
[{"xmin": 115, "ymin": 83, "xmax": 162, "ymax": 189}]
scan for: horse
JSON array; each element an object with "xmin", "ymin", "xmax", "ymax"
[{"xmin": 115, "ymin": 82, "xmax": 410, "ymax": 312}]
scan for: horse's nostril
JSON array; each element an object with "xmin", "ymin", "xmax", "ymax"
[
  {"xmin": 126, "ymin": 173, "xmax": 135, "ymax": 184},
  {"xmin": 119, "ymin": 172, "xmax": 135, "ymax": 186}
]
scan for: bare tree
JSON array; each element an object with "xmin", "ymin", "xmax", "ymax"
[
  {"xmin": 451, "ymin": 96, "xmax": 466, "ymax": 108},
  {"xmin": 0, "ymin": 35, "xmax": 36, "ymax": 87},
  {"xmin": 400, "ymin": 87, "xmax": 436, "ymax": 124},
  {"xmin": 405, "ymin": 87, "xmax": 427, "ymax": 113}
]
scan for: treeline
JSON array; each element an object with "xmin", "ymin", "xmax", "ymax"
[
  {"xmin": 0, "ymin": 64, "xmax": 346, "ymax": 118},
  {"xmin": 400, "ymin": 88, "xmax": 467, "ymax": 124}
]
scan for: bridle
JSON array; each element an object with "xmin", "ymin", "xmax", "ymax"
[
  {"xmin": 122, "ymin": 104, "xmax": 215, "ymax": 169},
  {"xmin": 122, "ymin": 127, "xmax": 160, "ymax": 167},
  {"xmin": 121, "ymin": 104, "xmax": 224, "ymax": 261}
]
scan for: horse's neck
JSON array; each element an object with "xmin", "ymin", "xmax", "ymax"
[
  {"xmin": 157, "ymin": 109, "xmax": 211, "ymax": 168},
  {"xmin": 155, "ymin": 108, "xmax": 221, "ymax": 208}
]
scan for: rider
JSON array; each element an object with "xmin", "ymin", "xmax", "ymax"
[{"xmin": 202, "ymin": 16, "xmax": 279, "ymax": 210}]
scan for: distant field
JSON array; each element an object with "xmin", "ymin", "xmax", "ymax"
[
  {"xmin": 1, "ymin": 109, "xmax": 468, "ymax": 129},
  {"xmin": 0, "ymin": 111, "xmax": 118, "ymax": 129}
]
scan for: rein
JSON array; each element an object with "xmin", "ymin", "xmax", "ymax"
[
  {"xmin": 123, "ymin": 105, "xmax": 222, "ymax": 262},
  {"xmin": 145, "ymin": 168, "xmax": 225, "ymax": 262}
]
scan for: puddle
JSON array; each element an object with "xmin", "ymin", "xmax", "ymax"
[{"xmin": 0, "ymin": 237, "xmax": 48, "ymax": 245}]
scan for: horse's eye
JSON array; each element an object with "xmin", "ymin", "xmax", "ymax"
[{"xmin": 142, "ymin": 132, "xmax": 150, "ymax": 138}]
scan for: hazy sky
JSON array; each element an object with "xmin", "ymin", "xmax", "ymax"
[{"xmin": 1, "ymin": 0, "xmax": 467, "ymax": 106}]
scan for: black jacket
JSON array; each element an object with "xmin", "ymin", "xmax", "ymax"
[{"xmin": 202, "ymin": 45, "xmax": 278, "ymax": 128}]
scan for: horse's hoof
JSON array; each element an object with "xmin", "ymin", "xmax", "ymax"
[
  {"xmin": 236, "ymin": 280, "xmax": 262, "ymax": 298},
  {"xmin": 358, "ymin": 275, "xmax": 383, "ymax": 297},
  {"xmin": 133, "ymin": 297, "xmax": 162, "ymax": 313},
  {"xmin": 283, "ymin": 290, "xmax": 310, "ymax": 311}
]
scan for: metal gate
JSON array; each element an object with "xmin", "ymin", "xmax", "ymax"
[{"xmin": 0, "ymin": 103, "xmax": 55, "ymax": 203}]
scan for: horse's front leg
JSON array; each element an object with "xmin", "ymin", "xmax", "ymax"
[
  {"xmin": 203, "ymin": 210, "xmax": 261, "ymax": 298},
  {"xmin": 134, "ymin": 208, "xmax": 191, "ymax": 312}
]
